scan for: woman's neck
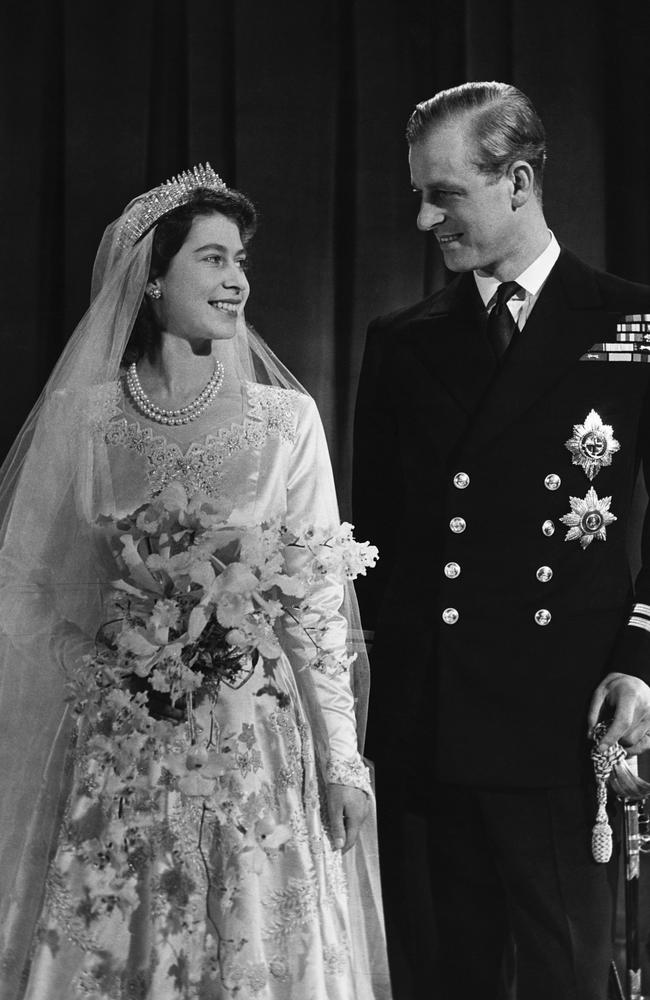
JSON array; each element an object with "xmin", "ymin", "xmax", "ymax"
[{"xmin": 137, "ymin": 335, "xmax": 240, "ymax": 405}]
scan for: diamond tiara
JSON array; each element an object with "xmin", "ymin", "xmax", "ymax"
[{"xmin": 117, "ymin": 163, "xmax": 228, "ymax": 248}]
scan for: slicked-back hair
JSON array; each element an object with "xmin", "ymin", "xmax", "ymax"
[{"xmin": 406, "ymin": 81, "xmax": 547, "ymax": 195}]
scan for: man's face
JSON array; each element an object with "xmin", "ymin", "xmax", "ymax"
[{"xmin": 409, "ymin": 118, "xmax": 521, "ymax": 276}]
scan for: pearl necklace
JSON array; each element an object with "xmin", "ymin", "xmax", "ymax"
[{"xmin": 126, "ymin": 360, "xmax": 225, "ymax": 425}]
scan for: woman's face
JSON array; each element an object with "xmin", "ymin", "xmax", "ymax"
[{"xmin": 152, "ymin": 212, "xmax": 250, "ymax": 343}]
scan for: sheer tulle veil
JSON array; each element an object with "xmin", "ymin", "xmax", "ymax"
[{"xmin": 0, "ymin": 186, "xmax": 381, "ymax": 996}]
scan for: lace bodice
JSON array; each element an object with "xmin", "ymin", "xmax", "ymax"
[{"xmin": 92, "ymin": 380, "xmax": 301, "ymax": 501}]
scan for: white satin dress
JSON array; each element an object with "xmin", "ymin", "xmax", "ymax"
[{"xmin": 19, "ymin": 379, "xmax": 386, "ymax": 1000}]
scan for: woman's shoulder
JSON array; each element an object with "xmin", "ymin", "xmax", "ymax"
[
  {"xmin": 245, "ymin": 380, "xmax": 305, "ymax": 406},
  {"xmin": 47, "ymin": 380, "xmax": 122, "ymax": 427},
  {"xmin": 245, "ymin": 381, "xmax": 315, "ymax": 439},
  {"xmin": 49, "ymin": 380, "xmax": 120, "ymax": 403}
]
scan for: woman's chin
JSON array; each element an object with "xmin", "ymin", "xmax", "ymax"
[
  {"xmin": 208, "ymin": 315, "xmax": 240, "ymax": 341},
  {"xmin": 191, "ymin": 326, "xmax": 239, "ymax": 350},
  {"xmin": 211, "ymin": 327, "xmax": 239, "ymax": 342}
]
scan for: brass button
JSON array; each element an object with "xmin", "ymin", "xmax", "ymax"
[
  {"xmin": 542, "ymin": 520, "xmax": 555, "ymax": 537},
  {"xmin": 544, "ymin": 474, "xmax": 561, "ymax": 491},
  {"xmin": 453, "ymin": 472, "xmax": 470, "ymax": 489},
  {"xmin": 450, "ymin": 517, "xmax": 466, "ymax": 534},
  {"xmin": 442, "ymin": 607, "xmax": 459, "ymax": 625},
  {"xmin": 444, "ymin": 562, "xmax": 461, "ymax": 579},
  {"xmin": 534, "ymin": 608, "xmax": 552, "ymax": 626},
  {"xmin": 536, "ymin": 566, "xmax": 553, "ymax": 583}
]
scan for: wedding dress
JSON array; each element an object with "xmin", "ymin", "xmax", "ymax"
[{"xmin": 15, "ymin": 377, "xmax": 382, "ymax": 1000}]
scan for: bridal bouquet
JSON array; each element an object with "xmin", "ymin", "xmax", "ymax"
[{"xmin": 67, "ymin": 480, "xmax": 377, "ymax": 784}]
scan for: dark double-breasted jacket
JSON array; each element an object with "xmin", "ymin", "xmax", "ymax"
[{"xmin": 353, "ymin": 248, "xmax": 650, "ymax": 788}]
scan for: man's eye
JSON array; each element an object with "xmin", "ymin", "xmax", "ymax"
[
  {"xmin": 205, "ymin": 255, "xmax": 223, "ymax": 264},
  {"xmin": 236, "ymin": 259, "xmax": 248, "ymax": 271}
]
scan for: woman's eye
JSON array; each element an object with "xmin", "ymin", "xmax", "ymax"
[{"xmin": 205, "ymin": 255, "xmax": 223, "ymax": 264}]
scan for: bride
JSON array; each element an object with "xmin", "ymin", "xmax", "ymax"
[{"xmin": 0, "ymin": 166, "xmax": 390, "ymax": 999}]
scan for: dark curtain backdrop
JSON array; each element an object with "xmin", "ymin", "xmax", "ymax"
[
  {"xmin": 3, "ymin": 0, "xmax": 650, "ymax": 991},
  {"xmin": 3, "ymin": 0, "xmax": 650, "ymax": 512}
]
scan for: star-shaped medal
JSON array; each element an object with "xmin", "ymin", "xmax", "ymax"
[
  {"xmin": 565, "ymin": 409, "xmax": 620, "ymax": 481},
  {"xmin": 560, "ymin": 487, "xmax": 617, "ymax": 549}
]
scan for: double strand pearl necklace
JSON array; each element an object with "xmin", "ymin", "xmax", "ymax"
[{"xmin": 126, "ymin": 360, "xmax": 225, "ymax": 426}]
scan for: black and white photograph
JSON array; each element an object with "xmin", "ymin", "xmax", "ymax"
[{"xmin": 2, "ymin": 3, "xmax": 650, "ymax": 998}]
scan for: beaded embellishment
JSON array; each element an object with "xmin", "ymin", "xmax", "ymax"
[{"xmin": 97, "ymin": 381, "xmax": 300, "ymax": 499}]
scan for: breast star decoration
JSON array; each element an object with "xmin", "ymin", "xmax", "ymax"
[
  {"xmin": 560, "ymin": 487, "xmax": 617, "ymax": 549},
  {"xmin": 565, "ymin": 409, "xmax": 620, "ymax": 481}
]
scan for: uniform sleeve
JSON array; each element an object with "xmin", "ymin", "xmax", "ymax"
[
  {"xmin": 282, "ymin": 394, "xmax": 371, "ymax": 793},
  {"xmin": 610, "ymin": 389, "xmax": 650, "ymax": 687},
  {"xmin": 352, "ymin": 320, "xmax": 404, "ymax": 635}
]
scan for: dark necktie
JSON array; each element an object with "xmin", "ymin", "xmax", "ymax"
[{"xmin": 487, "ymin": 280, "xmax": 521, "ymax": 359}]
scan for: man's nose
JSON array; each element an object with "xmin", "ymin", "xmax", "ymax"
[{"xmin": 417, "ymin": 202, "xmax": 444, "ymax": 231}]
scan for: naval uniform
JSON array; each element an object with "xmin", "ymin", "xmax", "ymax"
[{"xmin": 352, "ymin": 243, "xmax": 650, "ymax": 999}]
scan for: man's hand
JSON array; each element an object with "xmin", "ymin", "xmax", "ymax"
[
  {"xmin": 326, "ymin": 783, "xmax": 370, "ymax": 853},
  {"xmin": 588, "ymin": 671, "xmax": 650, "ymax": 755}
]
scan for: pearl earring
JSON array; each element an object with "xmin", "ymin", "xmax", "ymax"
[{"xmin": 147, "ymin": 286, "xmax": 162, "ymax": 300}]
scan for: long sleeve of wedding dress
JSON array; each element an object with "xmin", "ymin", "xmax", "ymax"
[{"xmin": 281, "ymin": 394, "xmax": 371, "ymax": 792}]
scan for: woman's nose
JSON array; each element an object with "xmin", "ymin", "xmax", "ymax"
[{"xmin": 223, "ymin": 264, "xmax": 247, "ymax": 290}]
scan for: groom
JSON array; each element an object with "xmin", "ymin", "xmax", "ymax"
[{"xmin": 353, "ymin": 81, "xmax": 650, "ymax": 999}]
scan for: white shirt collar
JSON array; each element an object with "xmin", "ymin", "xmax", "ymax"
[{"xmin": 473, "ymin": 231, "xmax": 561, "ymax": 307}]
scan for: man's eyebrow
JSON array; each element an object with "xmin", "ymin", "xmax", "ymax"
[{"xmin": 420, "ymin": 180, "xmax": 466, "ymax": 193}]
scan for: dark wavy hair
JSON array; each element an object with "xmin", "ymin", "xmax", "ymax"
[
  {"xmin": 122, "ymin": 187, "xmax": 257, "ymax": 365},
  {"xmin": 406, "ymin": 81, "xmax": 547, "ymax": 195}
]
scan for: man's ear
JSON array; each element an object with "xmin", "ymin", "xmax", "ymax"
[{"xmin": 510, "ymin": 160, "xmax": 536, "ymax": 210}]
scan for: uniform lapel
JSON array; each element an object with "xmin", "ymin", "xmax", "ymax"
[
  {"xmin": 460, "ymin": 249, "xmax": 610, "ymax": 459},
  {"xmin": 405, "ymin": 271, "xmax": 497, "ymax": 417}
]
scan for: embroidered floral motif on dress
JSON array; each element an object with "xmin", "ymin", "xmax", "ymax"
[
  {"xmin": 96, "ymin": 381, "xmax": 300, "ymax": 499},
  {"xmin": 268, "ymin": 708, "xmax": 307, "ymax": 773},
  {"xmin": 37, "ymin": 670, "xmax": 354, "ymax": 999},
  {"xmin": 263, "ymin": 873, "xmax": 320, "ymax": 938}
]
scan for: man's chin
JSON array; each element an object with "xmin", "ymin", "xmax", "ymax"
[
  {"xmin": 442, "ymin": 256, "xmax": 473, "ymax": 273},
  {"xmin": 439, "ymin": 247, "xmax": 474, "ymax": 273}
]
